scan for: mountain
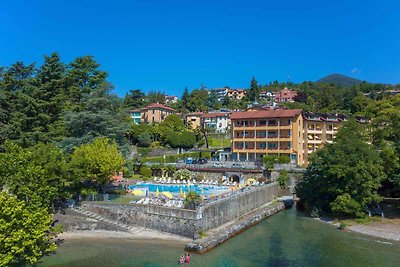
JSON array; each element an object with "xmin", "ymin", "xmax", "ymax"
[{"xmin": 316, "ymin": 73, "xmax": 363, "ymax": 87}]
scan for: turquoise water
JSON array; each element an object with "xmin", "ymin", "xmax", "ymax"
[
  {"xmin": 129, "ymin": 183, "xmax": 229, "ymax": 196},
  {"xmin": 39, "ymin": 208, "xmax": 400, "ymax": 266}
]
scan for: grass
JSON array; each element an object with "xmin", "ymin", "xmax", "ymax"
[{"xmin": 208, "ymin": 137, "xmax": 231, "ymax": 148}]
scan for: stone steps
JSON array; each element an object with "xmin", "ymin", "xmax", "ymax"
[{"xmin": 74, "ymin": 206, "xmax": 145, "ymax": 233}]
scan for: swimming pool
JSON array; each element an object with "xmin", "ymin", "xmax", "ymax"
[{"xmin": 128, "ymin": 183, "xmax": 229, "ymax": 196}]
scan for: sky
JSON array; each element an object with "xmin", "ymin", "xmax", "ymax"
[{"xmin": 1, "ymin": 0, "xmax": 399, "ymax": 97}]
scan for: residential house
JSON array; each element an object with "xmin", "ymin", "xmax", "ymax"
[
  {"xmin": 130, "ymin": 103, "xmax": 176, "ymax": 124},
  {"xmin": 165, "ymin": 95, "xmax": 178, "ymax": 104},
  {"xmin": 202, "ymin": 112, "xmax": 230, "ymax": 133},
  {"xmin": 274, "ymin": 87, "xmax": 297, "ymax": 103},
  {"xmin": 209, "ymin": 88, "xmax": 229, "ymax": 101},
  {"xmin": 185, "ymin": 112, "xmax": 204, "ymax": 129},
  {"xmin": 228, "ymin": 89, "xmax": 246, "ymax": 100}
]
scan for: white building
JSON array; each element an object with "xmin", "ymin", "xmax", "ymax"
[{"xmin": 201, "ymin": 112, "xmax": 230, "ymax": 133}]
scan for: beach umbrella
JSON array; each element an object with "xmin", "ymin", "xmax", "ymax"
[
  {"xmin": 183, "ymin": 191, "xmax": 186, "ymax": 198},
  {"xmin": 212, "ymin": 192, "xmax": 215, "ymax": 200},
  {"xmin": 180, "ymin": 175, "xmax": 183, "ymax": 180},
  {"xmin": 162, "ymin": 191, "xmax": 173, "ymax": 199},
  {"xmin": 188, "ymin": 185, "xmax": 191, "ymax": 193},
  {"xmin": 156, "ymin": 187, "xmax": 159, "ymax": 198},
  {"xmin": 247, "ymin": 178, "xmax": 256, "ymax": 183},
  {"xmin": 180, "ymin": 186, "xmax": 183, "ymax": 197},
  {"xmin": 132, "ymin": 189, "xmax": 144, "ymax": 196}
]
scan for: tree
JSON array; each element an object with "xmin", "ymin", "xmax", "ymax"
[
  {"xmin": 0, "ymin": 192, "xmax": 57, "ymax": 266},
  {"xmin": 296, "ymin": 119, "xmax": 385, "ymax": 217},
  {"xmin": 278, "ymin": 170, "xmax": 289, "ymax": 189},
  {"xmin": 145, "ymin": 91, "xmax": 165, "ymax": 105},
  {"xmin": 181, "ymin": 87, "xmax": 190, "ymax": 112},
  {"xmin": 184, "ymin": 191, "xmax": 202, "ymax": 209},
  {"xmin": 60, "ymin": 83, "xmax": 130, "ymax": 153},
  {"xmin": 137, "ymin": 132, "xmax": 152, "ymax": 147},
  {"xmin": 123, "ymin": 89, "xmax": 145, "ymax": 109},
  {"xmin": 248, "ymin": 76, "xmax": 260, "ymax": 102},
  {"xmin": 69, "ymin": 138, "xmax": 125, "ymax": 193},
  {"xmin": 0, "ymin": 142, "xmax": 67, "ymax": 211}
]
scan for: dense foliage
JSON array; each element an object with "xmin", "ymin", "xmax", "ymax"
[
  {"xmin": 0, "ymin": 192, "xmax": 57, "ymax": 266},
  {"xmin": 296, "ymin": 120, "xmax": 385, "ymax": 217}
]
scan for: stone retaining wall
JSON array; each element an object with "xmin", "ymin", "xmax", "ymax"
[
  {"xmin": 185, "ymin": 202, "xmax": 285, "ymax": 253},
  {"xmin": 82, "ymin": 182, "xmax": 280, "ymax": 237}
]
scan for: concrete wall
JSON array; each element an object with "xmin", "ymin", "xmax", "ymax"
[
  {"xmin": 199, "ymin": 182, "xmax": 279, "ymax": 230},
  {"xmin": 82, "ymin": 182, "xmax": 279, "ymax": 237}
]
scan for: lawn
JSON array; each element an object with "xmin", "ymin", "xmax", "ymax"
[{"xmin": 208, "ymin": 137, "xmax": 231, "ymax": 148}]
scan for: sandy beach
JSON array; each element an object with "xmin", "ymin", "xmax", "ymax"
[{"xmin": 59, "ymin": 229, "xmax": 191, "ymax": 242}]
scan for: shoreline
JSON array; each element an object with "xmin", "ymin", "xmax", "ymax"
[
  {"xmin": 315, "ymin": 217, "xmax": 400, "ymax": 243},
  {"xmin": 58, "ymin": 229, "xmax": 191, "ymax": 243}
]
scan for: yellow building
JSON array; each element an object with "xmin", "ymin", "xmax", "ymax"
[
  {"xmin": 303, "ymin": 112, "xmax": 344, "ymax": 164},
  {"xmin": 185, "ymin": 112, "xmax": 204, "ymax": 129},
  {"xmin": 228, "ymin": 89, "xmax": 246, "ymax": 100},
  {"xmin": 230, "ymin": 109, "xmax": 305, "ymax": 165},
  {"xmin": 138, "ymin": 103, "xmax": 176, "ymax": 124}
]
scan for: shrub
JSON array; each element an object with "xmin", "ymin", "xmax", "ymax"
[
  {"xmin": 278, "ymin": 170, "xmax": 289, "ymax": 189},
  {"xmin": 330, "ymin": 193, "xmax": 364, "ymax": 218},
  {"xmin": 339, "ymin": 222, "xmax": 348, "ymax": 230},
  {"xmin": 174, "ymin": 169, "xmax": 193, "ymax": 180},
  {"xmin": 140, "ymin": 167, "xmax": 152, "ymax": 178}
]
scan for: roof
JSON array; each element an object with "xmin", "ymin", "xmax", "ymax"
[
  {"xmin": 202, "ymin": 112, "xmax": 230, "ymax": 118},
  {"xmin": 142, "ymin": 103, "xmax": 176, "ymax": 112},
  {"xmin": 186, "ymin": 112, "xmax": 204, "ymax": 117},
  {"xmin": 230, "ymin": 109, "xmax": 302, "ymax": 120}
]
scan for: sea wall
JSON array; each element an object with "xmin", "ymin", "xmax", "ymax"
[
  {"xmin": 186, "ymin": 202, "xmax": 285, "ymax": 253},
  {"xmin": 198, "ymin": 182, "xmax": 279, "ymax": 230},
  {"xmin": 81, "ymin": 182, "xmax": 280, "ymax": 238}
]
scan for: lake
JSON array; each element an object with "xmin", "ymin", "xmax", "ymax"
[{"xmin": 39, "ymin": 208, "xmax": 400, "ymax": 266}]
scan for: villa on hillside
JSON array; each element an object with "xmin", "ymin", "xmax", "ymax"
[
  {"xmin": 130, "ymin": 103, "xmax": 176, "ymax": 124},
  {"xmin": 165, "ymin": 95, "xmax": 178, "ymax": 104},
  {"xmin": 274, "ymin": 87, "xmax": 297, "ymax": 103},
  {"xmin": 227, "ymin": 89, "xmax": 246, "ymax": 100},
  {"xmin": 202, "ymin": 112, "xmax": 230, "ymax": 133},
  {"xmin": 185, "ymin": 112, "xmax": 204, "ymax": 129}
]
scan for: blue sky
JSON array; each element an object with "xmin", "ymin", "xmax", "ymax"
[{"xmin": 1, "ymin": 0, "xmax": 399, "ymax": 97}]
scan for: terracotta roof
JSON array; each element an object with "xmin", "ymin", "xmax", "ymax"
[
  {"xmin": 202, "ymin": 112, "xmax": 230, "ymax": 118},
  {"xmin": 143, "ymin": 103, "xmax": 176, "ymax": 112},
  {"xmin": 230, "ymin": 109, "xmax": 302, "ymax": 120},
  {"xmin": 186, "ymin": 112, "xmax": 204, "ymax": 116}
]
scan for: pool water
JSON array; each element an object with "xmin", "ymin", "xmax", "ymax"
[{"xmin": 128, "ymin": 183, "xmax": 228, "ymax": 196}]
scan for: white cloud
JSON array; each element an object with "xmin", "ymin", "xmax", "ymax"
[{"xmin": 350, "ymin": 68, "xmax": 360, "ymax": 74}]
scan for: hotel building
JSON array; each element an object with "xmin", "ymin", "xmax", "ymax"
[
  {"xmin": 230, "ymin": 109, "xmax": 305, "ymax": 165},
  {"xmin": 303, "ymin": 112, "xmax": 345, "ymax": 164}
]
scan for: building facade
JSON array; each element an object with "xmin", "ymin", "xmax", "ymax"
[
  {"xmin": 130, "ymin": 103, "xmax": 176, "ymax": 124},
  {"xmin": 185, "ymin": 112, "xmax": 204, "ymax": 129},
  {"xmin": 303, "ymin": 112, "xmax": 345, "ymax": 164},
  {"xmin": 165, "ymin": 95, "xmax": 178, "ymax": 104},
  {"xmin": 202, "ymin": 112, "xmax": 230, "ymax": 133},
  {"xmin": 228, "ymin": 89, "xmax": 246, "ymax": 100},
  {"xmin": 230, "ymin": 109, "xmax": 305, "ymax": 165},
  {"xmin": 274, "ymin": 87, "xmax": 297, "ymax": 103}
]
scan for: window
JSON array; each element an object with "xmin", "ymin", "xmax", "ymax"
[{"xmin": 152, "ymin": 110, "xmax": 155, "ymax": 114}]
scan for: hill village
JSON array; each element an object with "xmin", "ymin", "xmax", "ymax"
[{"xmin": 130, "ymin": 86, "xmax": 368, "ymax": 166}]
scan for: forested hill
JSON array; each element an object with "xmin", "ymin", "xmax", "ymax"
[{"xmin": 317, "ymin": 73, "xmax": 363, "ymax": 87}]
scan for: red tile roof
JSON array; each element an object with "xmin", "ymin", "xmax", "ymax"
[
  {"xmin": 186, "ymin": 112, "xmax": 204, "ymax": 116},
  {"xmin": 143, "ymin": 103, "xmax": 176, "ymax": 112},
  {"xmin": 230, "ymin": 109, "xmax": 302, "ymax": 120},
  {"xmin": 202, "ymin": 112, "xmax": 230, "ymax": 118}
]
